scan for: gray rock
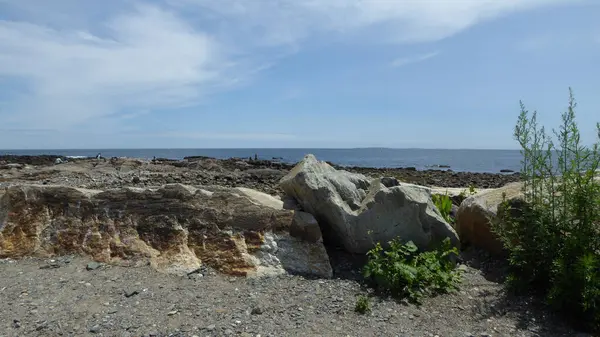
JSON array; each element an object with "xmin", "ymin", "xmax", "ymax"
[
  {"xmin": 289, "ymin": 211, "xmax": 322, "ymax": 243},
  {"xmin": 86, "ymin": 262, "xmax": 102, "ymax": 271},
  {"xmin": 251, "ymin": 305, "xmax": 264, "ymax": 315},
  {"xmin": 124, "ymin": 289, "xmax": 139, "ymax": 298},
  {"xmin": 279, "ymin": 154, "xmax": 459, "ymax": 254},
  {"xmin": 380, "ymin": 177, "xmax": 399, "ymax": 188}
]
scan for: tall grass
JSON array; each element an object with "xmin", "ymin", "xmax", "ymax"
[{"xmin": 494, "ymin": 88, "xmax": 600, "ymax": 331}]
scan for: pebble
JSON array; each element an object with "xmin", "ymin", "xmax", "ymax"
[
  {"xmin": 86, "ymin": 262, "xmax": 102, "ymax": 271},
  {"xmin": 124, "ymin": 289, "xmax": 140, "ymax": 298},
  {"xmin": 89, "ymin": 325, "xmax": 100, "ymax": 333}
]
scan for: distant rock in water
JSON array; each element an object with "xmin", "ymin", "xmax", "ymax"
[
  {"xmin": 426, "ymin": 164, "xmax": 451, "ymax": 169},
  {"xmin": 500, "ymin": 169, "xmax": 515, "ymax": 173}
]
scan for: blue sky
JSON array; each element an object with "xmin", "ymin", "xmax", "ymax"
[{"xmin": 0, "ymin": 0, "xmax": 599, "ymax": 149}]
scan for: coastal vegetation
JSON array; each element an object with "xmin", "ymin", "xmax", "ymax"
[
  {"xmin": 362, "ymin": 237, "xmax": 462, "ymax": 305},
  {"xmin": 362, "ymin": 88, "xmax": 600, "ymax": 333},
  {"xmin": 495, "ymin": 88, "xmax": 600, "ymax": 332}
]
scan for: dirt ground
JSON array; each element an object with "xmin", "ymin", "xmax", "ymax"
[{"xmin": 0, "ymin": 249, "xmax": 585, "ymax": 337}]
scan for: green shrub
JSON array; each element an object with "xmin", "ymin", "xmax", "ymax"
[
  {"xmin": 354, "ymin": 295, "xmax": 371, "ymax": 314},
  {"xmin": 432, "ymin": 192, "xmax": 454, "ymax": 224},
  {"xmin": 362, "ymin": 238, "xmax": 462, "ymax": 304},
  {"xmin": 494, "ymin": 88, "xmax": 600, "ymax": 332}
]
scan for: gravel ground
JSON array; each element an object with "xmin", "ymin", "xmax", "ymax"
[{"xmin": 0, "ymin": 250, "xmax": 584, "ymax": 337}]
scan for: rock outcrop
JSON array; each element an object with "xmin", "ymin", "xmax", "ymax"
[
  {"xmin": 0, "ymin": 184, "xmax": 332, "ymax": 278},
  {"xmin": 455, "ymin": 182, "xmax": 523, "ymax": 255},
  {"xmin": 279, "ymin": 154, "xmax": 459, "ymax": 254}
]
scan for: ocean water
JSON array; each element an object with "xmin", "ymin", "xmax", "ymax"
[{"xmin": 0, "ymin": 148, "xmax": 523, "ymax": 173}]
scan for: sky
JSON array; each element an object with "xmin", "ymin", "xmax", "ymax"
[{"xmin": 0, "ymin": 0, "xmax": 599, "ymax": 149}]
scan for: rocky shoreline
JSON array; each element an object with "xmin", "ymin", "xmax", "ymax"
[
  {"xmin": 0, "ymin": 154, "xmax": 585, "ymax": 337},
  {"xmin": 0, "ymin": 154, "xmax": 521, "ymax": 196}
]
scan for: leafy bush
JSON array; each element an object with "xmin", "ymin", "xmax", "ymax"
[
  {"xmin": 354, "ymin": 295, "xmax": 371, "ymax": 314},
  {"xmin": 494, "ymin": 88, "xmax": 600, "ymax": 332},
  {"xmin": 432, "ymin": 192, "xmax": 454, "ymax": 224},
  {"xmin": 362, "ymin": 238, "xmax": 462, "ymax": 304}
]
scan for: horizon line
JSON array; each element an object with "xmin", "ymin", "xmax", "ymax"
[{"xmin": 0, "ymin": 147, "xmax": 523, "ymax": 151}]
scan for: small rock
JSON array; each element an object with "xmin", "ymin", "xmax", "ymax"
[
  {"xmin": 86, "ymin": 262, "xmax": 102, "ymax": 271},
  {"xmin": 89, "ymin": 325, "xmax": 100, "ymax": 333},
  {"xmin": 206, "ymin": 324, "xmax": 216, "ymax": 331},
  {"xmin": 167, "ymin": 310, "xmax": 178, "ymax": 316},
  {"xmin": 124, "ymin": 289, "xmax": 139, "ymax": 298},
  {"xmin": 132, "ymin": 176, "xmax": 141, "ymax": 184},
  {"xmin": 39, "ymin": 262, "xmax": 60, "ymax": 269},
  {"xmin": 251, "ymin": 306, "xmax": 264, "ymax": 315},
  {"xmin": 12, "ymin": 319, "xmax": 21, "ymax": 328}
]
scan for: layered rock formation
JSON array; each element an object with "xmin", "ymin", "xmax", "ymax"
[
  {"xmin": 0, "ymin": 183, "xmax": 332, "ymax": 278},
  {"xmin": 279, "ymin": 154, "xmax": 460, "ymax": 254}
]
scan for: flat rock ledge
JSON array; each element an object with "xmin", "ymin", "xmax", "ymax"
[{"xmin": 0, "ymin": 183, "xmax": 333, "ymax": 279}]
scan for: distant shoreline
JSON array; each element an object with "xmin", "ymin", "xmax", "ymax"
[{"xmin": 0, "ymin": 153, "xmax": 520, "ymax": 175}]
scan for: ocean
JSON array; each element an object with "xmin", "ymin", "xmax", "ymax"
[{"xmin": 0, "ymin": 148, "xmax": 523, "ymax": 173}]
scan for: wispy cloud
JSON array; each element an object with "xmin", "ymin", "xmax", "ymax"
[
  {"xmin": 172, "ymin": 0, "xmax": 582, "ymax": 45},
  {"xmin": 517, "ymin": 28, "xmax": 600, "ymax": 53},
  {"xmin": 0, "ymin": 4, "xmax": 233, "ymax": 130},
  {"xmin": 390, "ymin": 51, "xmax": 440, "ymax": 68},
  {"xmin": 0, "ymin": 0, "xmax": 584, "ymax": 133}
]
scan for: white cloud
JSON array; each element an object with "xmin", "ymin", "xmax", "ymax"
[
  {"xmin": 0, "ymin": 0, "xmax": 586, "ymax": 133},
  {"xmin": 172, "ymin": 0, "xmax": 582, "ymax": 45},
  {"xmin": 0, "ymin": 4, "xmax": 227, "ymax": 130},
  {"xmin": 391, "ymin": 51, "xmax": 439, "ymax": 68}
]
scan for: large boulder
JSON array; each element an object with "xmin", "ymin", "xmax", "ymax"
[
  {"xmin": 279, "ymin": 154, "xmax": 459, "ymax": 254},
  {"xmin": 0, "ymin": 183, "xmax": 332, "ymax": 278},
  {"xmin": 455, "ymin": 182, "xmax": 523, "ymax": 255}
]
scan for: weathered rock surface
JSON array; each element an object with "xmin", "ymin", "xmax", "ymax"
[
  {"xmin": 279, "ymin": 154, "xmax": 459, "ymax": 254},
  {"xmin": 455, "ymin": 182, "xmax": 524, "ymax": 255},
  {"xmin": 0, "ymin": 183, "xmax": 332, "ymax": 278}
]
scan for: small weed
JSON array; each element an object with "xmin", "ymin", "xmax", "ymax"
[
  {"xmin": 354, "ymin": 295, "xmax": 371, "ymax": 314},
  {"xmin": 432, "ymin": 192, "xmax": 454, "ymax": 224},
  {"xmin": 362, "ymin": 238, "xmax": 462, "ymax": 304}
]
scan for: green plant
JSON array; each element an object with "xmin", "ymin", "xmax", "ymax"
[
  {"xmin": 459, "ymin": 185, "xmax": 477, "ymax": 200},
  {"xmin": 432, "ymin": 192, "xmax": 454, "ymax": 224},
  {"xmin": 362, "ymin": 238, "xmax": 462, "ymax": 304},
  {"xmin": 494, "ymin": 88, "xmax": 600, "ymax": 332},
  {"xmin": 354, "ymin": 295, "xmax": 371, "ymax": 314}
]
